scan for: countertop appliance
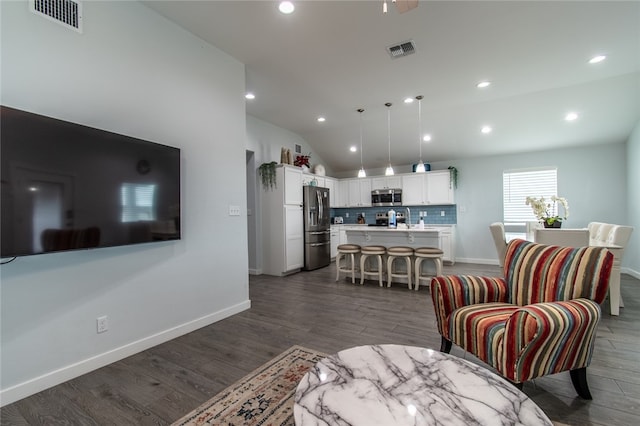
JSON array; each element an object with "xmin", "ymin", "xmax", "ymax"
[
  {"xmin": 372, "ymin": 211, "xmax": 405, "ymax": 226},
  {"xmin": 333, "ymin": 216, "xmax": 344, "ymax": 224},
  {"xmin": 303, "ymin": 186, "xmax": 331, "ymax": 270},
  {"xmin": 371, "ymin": 188, "xmax": 402, "ymax": 207}
]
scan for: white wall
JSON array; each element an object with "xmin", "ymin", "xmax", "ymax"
[
  {"xmin": 0, "ymin": 1, "xmax": 249, "ymax": 405},
  {"xmin": 626, "ymin": 121, "xmax": 640, "ymax": 277},
  {"xmin": 431, "ymin": 143, "xmax": 629, "ymax": 265}
]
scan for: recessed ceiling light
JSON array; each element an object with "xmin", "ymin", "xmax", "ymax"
[
  {"xmin": 404, "ymin": 98, "xmax": 414, "ymax": 104},
  {"xmin": 589, "ymin": 55, "xmax": 606, "ymax": 64},
  {"xmin": 245, "ymin": 92, "xmax": 255, "ymax": 100},
  {"xmin": 317, "ymin": 116, "xmax": 326, "ymax": 122},
  {"xmin": 481, "ymin": 126, "xmax": 492, "ymax": 134},
  {"xmin": 477, "ymin": 81, "xmax": 491, "ymax": 88},
  {"xmin": 279, "ymin": 1, "xmax": 295, "ymax": 14},
  {"xmin": 350, "ymin": 146, "xmax": 357, "ymax": 152},
  {"xmin": 565, "ymin": 112, "xmax": 579, "ymax": 121},
  {"xmin": 423, "ymin": 134, "xmax": 432, "ymax": 142}
]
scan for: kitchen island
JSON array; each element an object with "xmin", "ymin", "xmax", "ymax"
[{"xmin": 344, "ymin": 225, "xmax": 455, "ymax": 264}]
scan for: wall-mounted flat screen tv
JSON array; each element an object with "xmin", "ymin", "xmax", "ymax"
[{"xmin": 1, "ymin": 106, "xmax": 181, "ymax": 257}]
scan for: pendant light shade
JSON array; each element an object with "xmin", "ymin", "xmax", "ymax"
[
  {"xmin": 415, "ymin": 95, "xmax": 426, "ymax": 173},
  {"xmin": 385, "ymin": 102, "xmax": 394, "ymax": 176},
  {"xmin": 357, "ymin": 108, "xmax": 366, "ymax": 178}
]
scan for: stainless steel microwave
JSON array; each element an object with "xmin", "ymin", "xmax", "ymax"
[{"xmin": 371, "ymin": 189, "xmax": 402, "ymax": 207}]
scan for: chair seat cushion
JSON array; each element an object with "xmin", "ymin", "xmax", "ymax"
[
  {"xmin": 337, "ymin": 244, "xmax": 361, "ymax": 252},
  {"xmin": 447, "ymin": 302, "xmax": 519, "ymax": 369},
  {"xmin": 415, "ymin": 247, "xmax": 443, "ymax": 255},
  {"xmin": 387, "ymin": 246, "xmax": 414, "ymax": 255}
]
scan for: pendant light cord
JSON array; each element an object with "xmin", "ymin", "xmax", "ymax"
[
  {"xmin": 417, "ymin": 95, "xmax": 423, "ymax": 162},
  {"xmin": 386, "ymin": 102, "xmax": 392, "ymax": 164},
  {"xmin": 358, "ymin": 108, "xmax": 364, "ymax": 169}
]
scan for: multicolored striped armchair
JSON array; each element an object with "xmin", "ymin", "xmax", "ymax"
[{"xmin": 431, "ymin": 239, "xmax": 613, "ymax": 399}]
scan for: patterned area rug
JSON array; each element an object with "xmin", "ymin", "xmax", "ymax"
[{"xmin": 171, "ymin": 345, "xmax": 326, "ymax": 426}]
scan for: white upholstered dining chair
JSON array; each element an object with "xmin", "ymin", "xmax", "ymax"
[
  {"xmin": 489, "ymin": 222, "xmax": 507, "ymax": 267},
  {"xmin": 587, "ymin": 222, "xmax": 634, "ymax": 316}
]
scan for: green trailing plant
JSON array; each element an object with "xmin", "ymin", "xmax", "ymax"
[
  {"xmin": 259, "ymin": 161, "xmax": 278, "ymax": 191},
  {"xmin": 448, "ymin": 166, "xmax": 458, "ymax": 189}
]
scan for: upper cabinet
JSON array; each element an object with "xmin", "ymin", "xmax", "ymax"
[
  {"xmin": 401, "ymin": 170, "xmax": 454, "ymax": 205},
  {"xmin": 371, "ymin": 176, "xmax": 402, "ymax": 190},
  {"xmin": 283, "ymin": 166, "xmax": 303, "ymax": 205},
  {"xmin": 426, "ymin": 170, "xmax": 454, "ymax": 204},
  {"xmin": 335, "ymin": 180, "xmax": 349, "ymax": 207},
  {"xmin": 346, "ymin": 178, "xmax": 372, "ymax": 207}
]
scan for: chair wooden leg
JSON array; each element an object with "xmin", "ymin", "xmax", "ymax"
[
  {"xmin": 440, "ymin": 337, "xmax": 452, "ymax": 353},
  {"xmin": 570, "ymin": 368, "xmax": 593, "ymax": 400}
]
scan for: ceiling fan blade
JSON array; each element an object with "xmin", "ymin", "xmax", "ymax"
[{"xmin": 395, "ymin": 0, "xmax": 419, "ymax": 14}]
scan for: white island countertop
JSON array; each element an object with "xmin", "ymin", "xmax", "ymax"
[{"xmin": 343, "ymin": 225, "xmax": 444, "ymax": 233}]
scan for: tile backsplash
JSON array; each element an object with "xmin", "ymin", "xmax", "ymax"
[{"xmin": 331, "ymin": 205, "xmax": 457, "ymax": 225}]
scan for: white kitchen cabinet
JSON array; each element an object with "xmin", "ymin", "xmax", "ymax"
[
  {"xmin": 330, "ymin": 225, "xmax": 340, "ymax": 259},
  {"xmin": 371, "ymin": 176, "xmax": 402, "ymax": 190},
  {"xmin": 335, "ymin": 180, "xmax": 349, "ymax": 207},
  {"xmin": 432, "ymin": 226, "xmax": 456, "ymax": 264},
  {"xmin": 302, "ymin": 174, "xmax": 326, "ymax": 187},
  {"xmin": 262, "ymin": 165, "xmax": 304, "ymax": 276},
  {"xmin": 426, "ymin": 170, "xmax": 454, "ymax": 204},
  {"xmin": 401, "ymin": 174, "xmax": 425, "ymax": 205},
  {"xmin": 346, "ymin": 178, "xmax": 372, "ymax": 207},
  {"xmin": 401, "ymin": 171, "xmax": 454, "ymax": 205},
  {"xmin": 284, "ymin": 205, "xmax": 304, "ymax": 270},
  {"xmin": 284, "ymin": 166, "xmax": 303, "ymax": 205},
  {"xmin": 324, "ymin": 177, "xmax": 337, "ymax": 207}
]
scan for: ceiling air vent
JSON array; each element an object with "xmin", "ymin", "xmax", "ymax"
[
  {"xmin": 30, "ymin": 0, "xmax": 83, "ymax": 33},
  {"xmin": 386, "ymin": 40, "xmax": 416, "ymax": 59}
]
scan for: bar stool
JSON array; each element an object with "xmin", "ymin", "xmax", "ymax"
[
  {"xmin": 335, "ymin": 244, "xmax": 361, "ymax": 284},
  {"xmin": 359, "ymin": 245, "xmax": 386, "ymax": 287},
  {"xmin": 386, "ymin": 246, "xmax": 414, "ymax": 289},
  {"xmin": 414, "ymin": 247, "xmax": 444, "ymax": 291}
]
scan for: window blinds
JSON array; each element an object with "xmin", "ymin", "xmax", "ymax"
[{"xmin": 503, "ymin": 168, "xmax": 557, "ymax": 223}]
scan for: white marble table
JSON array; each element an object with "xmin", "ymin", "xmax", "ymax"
[{"xmin": 294, "ymin": 344, "xmax": 552, "ymax": 426}]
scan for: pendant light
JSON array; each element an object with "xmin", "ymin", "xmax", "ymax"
[
  {"xmin": 385, "ymin": 102, "xmax": 394, "ymax": 176},
  {"xmin": 356, "ymin": 108, "xmax": 367, "ymax": 178},
  {"xmin": 415, "ymin": 95, "xmax": 426, "ymax": 173}
]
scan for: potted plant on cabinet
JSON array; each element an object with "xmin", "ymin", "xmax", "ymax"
[{"xmin": 259, "ymin": 161, "xmax": 278, "ymax": 191}]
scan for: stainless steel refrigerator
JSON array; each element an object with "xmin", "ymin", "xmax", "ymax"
[{"xmin": 303, "ymin": 186, "xmax": 331, "ymax": 270}]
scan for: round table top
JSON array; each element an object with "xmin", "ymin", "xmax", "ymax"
[{"xmin": 294, "ymin": 344, "xmax": 552, "ymax": 426}]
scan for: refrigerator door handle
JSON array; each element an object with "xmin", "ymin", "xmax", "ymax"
[
  {"xmin": 309, "ymin": 231, "xmax": 330, "ymax": 235},
  {"xmin": 317, "ymin": 191, "xmax": 323, "ymax": 223},
  {"xmin": 310, "ymin": 241, "xmax": 331, "ymax": 247}
]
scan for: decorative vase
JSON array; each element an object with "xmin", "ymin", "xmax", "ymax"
[{"xmin": 543, "ymin": 221, "xmax": 562, "ymax": 228}]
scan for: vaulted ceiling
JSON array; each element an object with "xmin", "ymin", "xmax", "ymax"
[{"xmin": 144, "ymin": 1, "xmax": 640, "ymax": 173}]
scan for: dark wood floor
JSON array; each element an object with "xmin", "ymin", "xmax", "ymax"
[{"xmin": 2, "ymin": 262, "xmax": 639, "ymax": 425}]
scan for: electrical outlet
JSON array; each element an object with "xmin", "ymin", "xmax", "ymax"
[
  {"xmin": 345, "ymin": 212, "xmax": 349, "ymax": 218},
  {"xmin": 97, "ymin": 316, "xmax": 108, "ymax": 333},
  {"xmin": 440, "ymin": 210, "xmax": 445, "ymax": 217}
]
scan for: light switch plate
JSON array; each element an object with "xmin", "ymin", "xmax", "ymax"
[{"xmin": 229, "ymin": 205, "xmax": 241, "ymax": 216}]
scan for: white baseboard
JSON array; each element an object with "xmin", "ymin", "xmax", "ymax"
[
  {"xmin": 0, "ymin": 300, "xmax": 251, "ymax": 407},
  {"xmin": 248, "ymin": 267, "xmax": 262, "ymax": 275},
  {"xmin": 454, "ymin": 257, "xmax": 500, "ymax": 266},
  {"xmin": 622, "ymin": 267, "xmax": 640, "ymax": 280}
]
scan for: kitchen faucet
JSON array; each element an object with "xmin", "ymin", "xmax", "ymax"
[{"xmin": 406, "ymin": 207, "xmax": 411, "ymax": 228}]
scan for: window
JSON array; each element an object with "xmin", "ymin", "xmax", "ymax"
[
  {"xmin": 503, "ymin": 168, "xmax": 557, "ymax": 239},
  {"xmin": 121, "ymin": 183, "xmax": 156, "ymax": 222}
]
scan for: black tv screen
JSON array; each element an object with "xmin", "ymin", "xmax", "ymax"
[{"xmin": 1, "ymin": 106, "xmax": 181, "ymax": 257}]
